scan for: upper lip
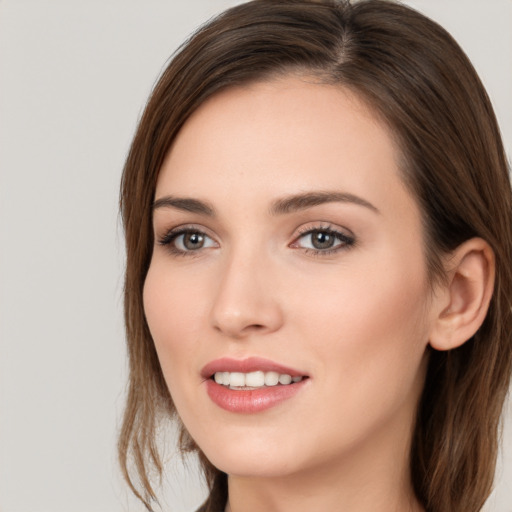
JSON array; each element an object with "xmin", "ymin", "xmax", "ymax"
[{"xmin": 201, "ymin": 357, "xmax": 308, "ymax": 379}]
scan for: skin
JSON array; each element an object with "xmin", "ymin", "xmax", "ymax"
[{"xmin": 143, "ymin": 76, "xmax": 443, "ymax": 512}]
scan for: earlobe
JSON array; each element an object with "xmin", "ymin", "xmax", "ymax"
[{"xmin": 429, "ymin": 238, "xmax": 495, "ymax": 351}]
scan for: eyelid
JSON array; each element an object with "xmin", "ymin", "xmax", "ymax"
[
  {"xmin": 289, "ymin": 223, "xmax": 356, "ymax": 255},
  {"xmin": 155, "ymin": 222, "xmax": 355, "ymax": 257},
  {"xmin": 157, "ymin": 224, "xmax": 219, "ymax": 255},
  {"xmin": 293, "ymin": 221, "xmax": 354, "ymax": 238},
  {"xmin": 157, "ymin": 223, "xmax": 215, "ymax": 241}
]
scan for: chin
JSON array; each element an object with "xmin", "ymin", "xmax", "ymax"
[
  {"xmin": 208, "ymin": 452, "xmax": 300, "ymax": 479},
  {"xmin": 193, "ymin": 428, "xmax": 308, "ymax": 478}
]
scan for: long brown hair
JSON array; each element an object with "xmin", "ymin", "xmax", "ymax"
[{"xmin": 118, "ymin": 1, "xmax": 512, "ymax": 511}]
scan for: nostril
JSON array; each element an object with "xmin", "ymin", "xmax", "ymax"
[{"xmin": 210, "ymin": 293, "xmax": 284, "ymax": 337}]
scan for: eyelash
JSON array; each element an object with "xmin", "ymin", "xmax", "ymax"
[
  {"xmin": 157, "ymin": 225, "xmax": 215, "ymax": 258},
  {"xmin": 292, "ymin": 224, "xmax": 355, "ymax": 256},
  {"xmin": 157, "ymin": 224, "xmax": 355, "ymax": 258}
]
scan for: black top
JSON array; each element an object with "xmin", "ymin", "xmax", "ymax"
[{"xmin": 195, "ymin": 472, "xmax": 228, "ymax": 512}]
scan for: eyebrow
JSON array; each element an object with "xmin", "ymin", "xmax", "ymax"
[
  {"xmin": 152, "ymin": 196, "xmax": 215, "ymax": 216},
  {"xmin": 152, "ymin": 191, "xmax": 379, "ymax": 216},
  {"xmin": 269, "ymin": 191, "xmax": 379, "ymax": 215}
]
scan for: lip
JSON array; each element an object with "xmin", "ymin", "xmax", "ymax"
[
  {"xmin": 205, "ymin": 379, "xmax": 307, "ymax": 413},
  {"xmin": 201, "ymin": 357, "xmax": 309, "ymax": 413},
  {"xmin": 200, "ymin": 356, "xmax": 307, "ymax": 379}
]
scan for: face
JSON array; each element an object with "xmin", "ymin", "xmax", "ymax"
[{"xmin": 144, "ymin": 76, "xmax": 435, "ymax": 481}]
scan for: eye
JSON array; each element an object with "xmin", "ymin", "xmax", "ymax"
[
  {"xmin": 158, "ymin": 227, "xmax": 217, "ymax": 255},
  {"xmin": 175, "ymin": 231, "xmax": 212, "ymax": 251},
  {"xmin": 291, "ymin": 226, "xmax": 355, "ymax": 254},
  {"xmin": 303, "ymin": 230, "xmax": 339, "ymax": 250}
]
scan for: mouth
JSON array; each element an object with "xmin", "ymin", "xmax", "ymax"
[
  {"xmin": 211, "ymin": 370, "xmax": 305, "ymax": 390},
  {"xmin": 201, "ymin": 357, "xmax": 309, "ymax": 413}
]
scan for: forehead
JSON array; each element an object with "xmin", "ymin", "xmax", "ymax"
[{"xmin": 156, "ymin": 75, "xmax": 415, "ymax": 223}]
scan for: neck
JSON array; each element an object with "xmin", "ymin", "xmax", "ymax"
[
  {"xmin": 226, "ymin": 477, "xmax": 423, "ymax": 512},
  {"xmin": 224, "ymin": 401, "xmax": 425, "ymax": 512},
  {"xmin": 226, "ymin": 459, "xmax": 423, "ymax": 512}
]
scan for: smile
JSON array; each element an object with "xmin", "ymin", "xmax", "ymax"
[
  {"xmin": 202, "ymin": 357, "xmax": 309, "ymax": 413},
  {"xmin": 213, "ymin": 371, "xmax": 304, "ymax": 389}
]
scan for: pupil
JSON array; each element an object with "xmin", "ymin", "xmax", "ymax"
[
  {"xmin": 312, "ymin": 231, "xmax": 334, "ymax": 249},
  {"xmin": 184, "ymin": 232, "xmax": 204, "ymax": 250}
]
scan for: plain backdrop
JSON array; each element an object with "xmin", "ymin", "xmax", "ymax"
[{"xmin": 0, "ymin": 1, "xmax": 510, "ymax": 511}]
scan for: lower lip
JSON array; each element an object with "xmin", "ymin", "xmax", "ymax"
[{"xmin": 205, "ymin": 379, "xmax": 307, "ymax": 413}]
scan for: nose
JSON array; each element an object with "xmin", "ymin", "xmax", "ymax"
[{"xmin": 210, "ymin": 249, "xmax": 284, "ymax": 339}]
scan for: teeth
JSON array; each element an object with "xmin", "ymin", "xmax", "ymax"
[
  {"xmin": 265, "ymin": 371, "xmax": 279, "ymax": 386},
  {"xmin": 230, "ymin": 372, "xmax": 245, "ymax": 387},
  {"xmin": 279, "ymin": 374, "xmax": 292, "ymax": 385},
  {"xmin": 212, "ymin": 371, "xmax": 303, "ymax": 388},
  {"xmin": 245, "ymin": 371, "xmax": 265, "ymax": 387}
]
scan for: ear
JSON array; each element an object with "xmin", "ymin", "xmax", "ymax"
[{"xmin": 429, "ymin": 238, "xmax": 495, "ymax": 351}]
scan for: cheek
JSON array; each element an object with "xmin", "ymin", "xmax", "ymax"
[
  {"xmin": 143, "ymin": 262, "xmax": 208, "ymax": 384},
  {"xmin": 292, "ymin": 251, "xmax": 431, "ymax": 396},
  {"xmin": 292, "ymin": 251, "xmax": 428, "ymax": 332},
  {"xmin": 281, "ymin": 263, "xmax": 430, "ymax": 457}
]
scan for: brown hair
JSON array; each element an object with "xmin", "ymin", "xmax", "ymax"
[{"xmin": 118, "ymin": 1, "xmax": 512, "ymax": 511}]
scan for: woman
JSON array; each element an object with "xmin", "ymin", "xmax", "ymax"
[{"xmin": 118, "ymin": 1, "xmax": 512, "ymax": 511}]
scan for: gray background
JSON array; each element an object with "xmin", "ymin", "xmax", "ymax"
[{"xmin": 0, "ymin": 1, "xmax": 510, "ymax": 511}]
